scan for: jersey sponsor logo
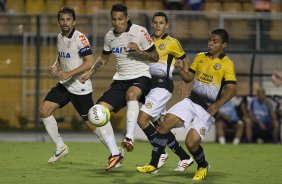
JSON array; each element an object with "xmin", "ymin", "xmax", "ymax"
[
  {"xmin": 58, "ymin": 51, "xmax": 71, "ymax": 58},
  {"xmin": 158, "ymin": 43, "xmax": 166, "ymax": 50},
  {"xmin": 198, "ymin": 73, "xmax": 213, "ymax": 83},
  {"xmin": 145, "ymin": 101, "xmax": 153, "ymax": 109},
  {"xmin": 213, "ymin": 63, "xmax": 221, "ymax": 70},
  {"xmin": 79, "ymin": 35, "xmax": 90, "ymax": 47},
  {"xmin": 80, "ymin": 46, "xmax": 91, "ymax": 54},
  {"xmin": 141, "ymin": 29, "xmax": 153, "ymax": 45},
  {"xmin": 112, "ymin": 47, "xmax": 132, "ymax": 54}
]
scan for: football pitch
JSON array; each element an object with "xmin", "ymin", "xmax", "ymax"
[{"xmin": 0, "ymin": 141, "xmax": 281, "ymax": 184}]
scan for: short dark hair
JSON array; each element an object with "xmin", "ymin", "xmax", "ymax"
[
  {"xmin": 152, "ymin": 12, "xmax": 168, "ymax": 23},
  {"xmin": 57, "ymin": 6, "xmax": 76, "ymax": 21},
  {"xmin": 211, "ymin": 29, "xmax": 229, "ymax": 44},
  {"xmin": 111, "ymin": 3, "xmax": 128, "ymax": 16}
]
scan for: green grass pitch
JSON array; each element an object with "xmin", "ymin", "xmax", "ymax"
[{"xmin": 0, "ymin": 141, "xmax": 281, "ymax": 184}]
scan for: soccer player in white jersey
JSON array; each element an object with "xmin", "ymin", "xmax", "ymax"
[
  {"xmin": 39, "ymin": 7, "xmax": 95, "ymax": 164},
  {"xmin": 80, "ymin": 4, "xmax": 159, "ymax": 170},
  {"xmin": 137, "ymin": 12, "xmax": 193, "ymax": 171}
]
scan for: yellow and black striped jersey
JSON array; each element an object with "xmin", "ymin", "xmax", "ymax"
[
  {"xmin": 150, "ymin": 34, "xmax": 186, "ymax": 78},
  {"xmin": 189, "ymin": 52, "xmax": 237, "ymax": 109}
]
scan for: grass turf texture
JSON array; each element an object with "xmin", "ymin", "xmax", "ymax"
[{"xmin": 0, "ymin": 141, "xmax": 281, "ymax": 184}]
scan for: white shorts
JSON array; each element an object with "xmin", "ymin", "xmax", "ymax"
[
  {"xmin": 167, "ymin": 98, "xmax": 215, "ymax": 140},
  {"xmin": 140, "ymin": 88, "xmax": 172, "ymax": 122}
]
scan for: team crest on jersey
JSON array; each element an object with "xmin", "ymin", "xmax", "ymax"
[
  {"xmin": 145, "ymin": 101, "xmax": 153, "ymax": 109},
  {"xmin": 214, "ymin": 63, "xmax": 221, "ymax": 70},
  {"xmin": 159, "ymin": 43, "xmax": 166, "ymax": 50},
  {"xmin": 199, "ymin": 127, "xmax": 206, "ymax": 136},
  {"xmin": 126, "ymin": 33, "xmax": 134, "ymax": 42},
  {"xmin": 66, "ymin": 41, "xmax": 72, "ymax": 48}
]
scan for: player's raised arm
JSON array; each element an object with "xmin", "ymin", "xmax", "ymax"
[
  {"xmin": 174, "ymin": 58, "xmax": 194, "ymax": 83},
  {"xmin": 127, "ymin": 42, "xmax": 159, "ymax": 62}
]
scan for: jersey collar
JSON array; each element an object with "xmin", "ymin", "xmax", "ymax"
[
  {"xmin": 60, "ymin": 28, "xmax": 76, "ymax": 38},
  {"xmin": 205, "ymin": 52, "xmax": 226, "ymax": 59},
  {"xmin": 151, "ymin": 33, "xmax": 168, "ymax": 41},
  {"xmin": 161, "ymin": 33, "xmax": 168, "ymax": 39},
  {"xmin": 113, "ymin": 20, "xmax": 133, "ymax": 34}
]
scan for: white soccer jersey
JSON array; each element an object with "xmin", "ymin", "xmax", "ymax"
[
  {"xmin": 57, "ymin": 29, "xmax": 93, "ymax": 95},
  {"xmin": 103, "ymin": 21, "xmax": 154, "ymax": 80}
]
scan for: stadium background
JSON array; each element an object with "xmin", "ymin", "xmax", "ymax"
[{"xmin": 0, "ymin": 0, "xmax": 281, "ymax": 141}]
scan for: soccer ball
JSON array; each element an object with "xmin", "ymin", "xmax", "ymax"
[{"xmin": 88, "ymin": 104, "xmax": 111, "ymax": 127}]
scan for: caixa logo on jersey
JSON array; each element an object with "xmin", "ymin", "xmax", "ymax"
[
  {"xmin": 58, "ymin": 51, "xmax": 71, "ymax": 58},
  {"xmin": 112, "ymin": 47, "xmax": 133, "ymax": 54}
]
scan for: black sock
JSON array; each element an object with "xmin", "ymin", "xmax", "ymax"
[
  {"xmin": 190, "ymin": 145, "xmax": 208, "ymax": 168},
  {"xmin": 143, "ymin": 124, "xmax": 166, "ymax": 154},
  {"xmin": 142, "ymin": 124, "xmax": 157, "ymax": 144},
  {"xmin": 149, "ymin": 132, "xmax": 169, "ymax": 167},
  {"xmin": 167, "ymin": 131, "xmax": 191, "ymax": 160}
]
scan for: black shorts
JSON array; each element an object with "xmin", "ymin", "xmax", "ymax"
[
  {"xmin": 44, "ymin": 83, "xmax": 94, "ymax": 120},
  {"xmin": 97, "ymin": 76, "xmax": 151, "ymax": 112}
]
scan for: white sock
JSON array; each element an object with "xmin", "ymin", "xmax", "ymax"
[
  {"xmin": 42, "ymin": 115, "xmax": 65, "ymax": 149},
  {"xmin": 93, "ymin": 127, "xmax": 107, "ymax": 148},
  {"xmin": 95, "ymin": 121, "xmax": 119, "ymax": 156},
  {"xmin": 125, "ymin": 100, "xmax": 139, "ymax": 140},
  {"xmin": 218, "ymin": 136, "xmax": 226, "ymax": 144},
  {"xmin": 233, "ymin": 137, "xmax": 240, "ymax": 145}
]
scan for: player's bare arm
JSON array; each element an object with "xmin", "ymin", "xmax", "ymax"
[
  {"xmin": 79, "ymin": 54, "xmax": 110, "ymax": 84},
  {"xmin": 57, "ymin": 54, "xmax": 94, "ymax": 81},
  {"xmin": 49, "ymin": 57, "xmax": 61, "ymax": 77},
  {"xmin": 177, "ymin": 57, "xmax": 191, "ymax": 98},
  {"xmin": 207, "ymin": 83, "xmax": 237, "ymax": 115},
  {"xmin": 127, "ymin": 42, "xmax": 159, "ymax": 62},
  {"xmin": 174, "ymin": 59, "xmax": 194, "ymax": 83}
]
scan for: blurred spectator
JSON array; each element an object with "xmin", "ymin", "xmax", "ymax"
[
  {"xmin": 186, "ymin": 0, "xmax": 205, "ymax": 10},
  {"xmin": 272, "ymin": 71, "xmax": 282, "ymax": 87},
  {"xmin": 0, "ymin": 0, "xmax": 5, "ymax": 12},
  {"xmin": 163, "ymin": 0, "xmax": 184, "ymax": 10},
  {"xmin": 246, "ymin": 88, "xmax": 280, "ymax": 143},
  {"xmin": 216, "ymin": 96, "xmax": 245, "ymax": 145},
  {"xmin": 254, "ymin": 0, "xmax": 272, "ymax": 12}
]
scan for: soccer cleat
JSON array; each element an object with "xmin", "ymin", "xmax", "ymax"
[
  {"xmin": 174, "ymin": 157, "xmax": 194, "ymax": 171},
  {"xmin": 136, "ymin": 164, "xmax": 158, "ymax": 174},
  {"xmin": 106, "ymin": 153, "xmax": 123, "ymax": 171},
  {"xmin": 157, "ymin": 152, "xmax": 168, "ymax": 168},
  {"xmin": 121, "ymin": 137, "xmax": 134, "ymax": 152},
  {"xmin": 192, "ymin": 164, "xmax": 209, "ymax": 181},
  {"xmin": 48, "ymin": 145, "xmax": 69, "ymax": 164},
  {"xmin": 113, "ymin": 147, "xmax": 124, "ymax": 169}
]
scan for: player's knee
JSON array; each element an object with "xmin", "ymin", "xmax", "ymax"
[
  {"xmin": 126, "ymin": 90, "xmax": 140, "ymax": 101},
  {"xmin": 39, "ymin": 107, "xmax": 51, "ymax": 118},
  {"xmin": 157, "ymin": 122, "xmax": 171, "ymax": 134},
  {"xmin": 137, "ymin": 116, "xmax": 149, "ymax": 129},
  {"xmin": 185, "ymin": 131, "xmax": 201, "ymax": 152}
]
